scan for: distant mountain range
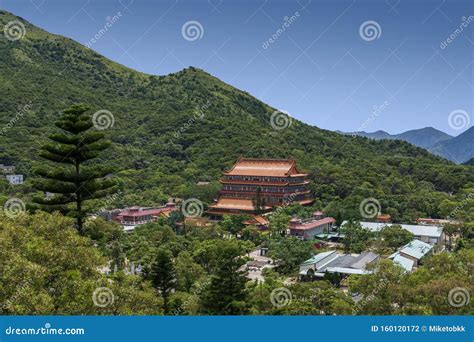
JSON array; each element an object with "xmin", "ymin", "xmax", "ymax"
[{"xmin": 339, "ymin": 127, "xmax": 473, "ymax": 163}]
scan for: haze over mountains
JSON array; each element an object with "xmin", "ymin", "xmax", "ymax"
[{"xmin": 340, "ymin": 127, "xmax": 473, "ymax": 164}]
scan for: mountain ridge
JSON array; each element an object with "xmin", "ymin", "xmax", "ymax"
[{"xmin": 341, "ymin": 126, "xmax": 472, "ymax": 163}]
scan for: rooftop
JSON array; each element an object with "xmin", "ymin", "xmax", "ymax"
[
  {"xmin": 209, "ymin": 198, "xmax": 270, "ymax": 211},
  {"xmin": 398, "ymin": 239, "xmax": 433, "ymax": 259},
  {"xmin": 341, "ymin": 221, "xmax": 443, "ymax": 238},
  {"xmin": 224, "ymin": 157, "xmax": 307, "ymax": 177},
  {"xmin": 289, "ymin": 217, "xmax": 336, "ymax": 230},
  {"xmin": 393, "ymin": 254, "xmax": 415, "ymax": 272}
]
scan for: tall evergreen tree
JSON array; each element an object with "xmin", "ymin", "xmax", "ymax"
[
  {"xmin": 199, "ymin": 240, "xmax": 248, "ymax": 315},
  {"xmin": 151, "ymin": 248, "xmax": 176, "ymax": 314},
  {"xmin": 32, "ymin": 104, "xmax": 116, "ymax": 234},
  {"xmin": 252, "ymin": 186, "xmax": 266, "ymax": 215}
]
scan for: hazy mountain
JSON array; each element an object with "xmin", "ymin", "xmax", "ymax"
[
  {"xmin": 342, "ymin": 126, "xmax": 473, "ymax": 163},
  {"xmin": 429, "ymin": 127, "xmax": 474, "ymax": 164}
]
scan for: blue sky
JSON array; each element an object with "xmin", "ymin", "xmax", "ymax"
[{"xmin": 1, "ymin": 0, "xmax": 472, "ymax": 135}]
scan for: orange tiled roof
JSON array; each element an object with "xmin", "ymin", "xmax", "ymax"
[
  {"xmin": 224, "ymin": 157, "xmax": 307, "ymax": 177},
  {"xmin": 209, "ymin": 198, "xmax": 270, "ymax": 211}
]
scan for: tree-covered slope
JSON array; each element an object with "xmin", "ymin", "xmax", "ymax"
[{"xmin": 0, "ymin": 10, "xmax": 472, "ymax": 221}]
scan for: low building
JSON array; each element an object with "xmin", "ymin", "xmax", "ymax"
[
  {"xmin": 243, "ymin": 215, "xmax": 269, "ymax": 230},
  {"xmin": 416, "ymin": 218, "xmax": 459, "ymax": 226},
  {"xmin": 299, "ymin": 250, "xmax": 379, "ymax": 279},
  {"xmin": 289, "ymin": 212, "xmax": 336, "ymax": 240},
  {"xmin": 5, "ymin": 174, "xmax": 23, "ymax": 185},
  {"xmin": 113, "ymin": 203, "xmax": 177, "ymax": 231},
  {"xmin": 0, "ymin": 164, "xmax": 15, "ymax": 174},
  {"xmin": 389, "ymin": 239, "xmax": 433, "ymax": 272},
  {"xmin": 376, "ymin": 214, "xmax": 391, "ymax": 223},
  {"xmin": 341, "ymin": 221, "xmax": 444, "ymax": 245},
  {"xmin": 243, "ymin": 248, "xmax": 275, "ymax": 283}
]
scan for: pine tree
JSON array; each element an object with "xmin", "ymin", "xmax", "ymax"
[
  {"xmin": 199, "ymin": 240, "xmax": 248, "ymax": 314},
  {"xmin": 32, "ymin": 104, "xmax": 116, "ymax": 234},
  {"xmin": 151, "ymin": 248, "xmax": 176, "ymax": 314},
  {"xmin": 252, "ymin": 186, "xmax": 266, "ymax": 215}
]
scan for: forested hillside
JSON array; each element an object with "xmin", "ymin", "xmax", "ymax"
[{"xmin": 0, "ymin": 10, "xmax": 472, "ymax": 222}]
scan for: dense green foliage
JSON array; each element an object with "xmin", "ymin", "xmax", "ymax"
[{"xmin": 0, "ymin": 211, "xmax": 161, "ymax": 314}]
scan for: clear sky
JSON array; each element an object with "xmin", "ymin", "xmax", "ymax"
[{"xmin": 1, "ymin": 0, "xmax": 472, "ymax": 135}]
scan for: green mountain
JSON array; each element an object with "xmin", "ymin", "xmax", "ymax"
[{"xmin": 0, "ymin": 10, "xmax": 472, "ymax": 221}]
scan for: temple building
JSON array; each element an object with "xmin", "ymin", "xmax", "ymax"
[{"xmin": 207, "ymin": 157, "xmax": 313, "ymax": 218}]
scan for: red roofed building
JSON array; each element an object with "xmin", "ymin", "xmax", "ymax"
[
  {"xmin": 207, "ymin": 157, "xmax": 313, "ymax": 218},
  {"xmin": 288, "ymin": 214, "xmax": 336, "ymax": 240},
  {"xmin": 114, "ymin": 203, "xmax": 177, "ymax": 228}
]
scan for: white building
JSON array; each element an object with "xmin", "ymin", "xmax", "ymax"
[
  {"xmin": 389, "ymin": 239, "xmax": 433, "ymax": 272},
  {"xmin": 5, "ymin": 174, "xmax": 23, "ymax": 185},
  {"xmin": 341, "ymin": 221, "xmax": 443, "ymax": 245}
]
